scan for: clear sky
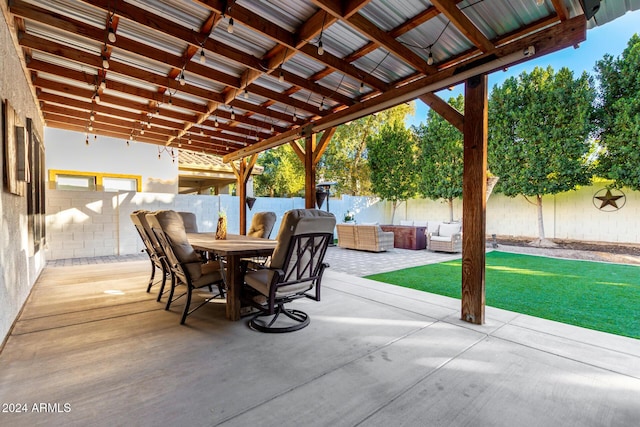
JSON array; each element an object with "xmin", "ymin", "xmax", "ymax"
[{"xmin": 407, "ymin": 9, "xmax": 640, "ymax": 128}]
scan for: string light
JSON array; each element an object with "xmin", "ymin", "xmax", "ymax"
[
  {"xmin": 293, "ymin": 113, "xmax": 297, "ymax": 122},
  {"xmin": 85, "ymin": 133, "xmax": 89, "ymax": 145},
  {"xmin": 317, "ymin": 40, "xmax": 324, "ymax": 56},
  {"xmin": 214, "ymin": 116, "xmax": 219, "ymax": 127},
  {"xmin": 319, "ymin": 98, "xmax": 324, "ymax": 111},
  {"xmin": 179, "ymin": 71, "xmax": 186, "ymax": 86},
  {"xmin": 88, "ymin": 124, "xmax": 93, "ymax": 132},
  {"xmin": 230, "ymin": 108, "xmax": 235, "ymax": 120},
  {"xmin": 427, "ymin": 50, "xmax": 434, "ymax": 66},
  {"xmin": 244, "ymin": 88, "xmax": 249, "ymax": 99},
  {"xmin": 100, "ymin": 79, "xmax": 106, "ymax": 90},
  {"xmin": 94, "ymin": 93, "xmax": 101, "ymax": 104},
  {"xmin": 102, "ymin": 56, "xmax": 110, "ymax": 69},
  {"xmin": 89, "ymin": 112, "xmax": 95, "ymax": 121},
  {"xmin": 279, "ymin": 70, "xmax": 284, "ymax": 83},
  {"xmin": 200, "ymin": 127, "xmax": 204, "ymax": 136},
  {"xmin": 108, "ymin": 27, "xmax": 116, "ymax": 43},
  {"xmin": 227, "ymin": 17, "xmax": 234, "ymax": 34},
  {"xmin": 199, "ymin": 48, "xmax": 206, "ymax": 64},
  {"xmin": 359, "ymin": 82, "xmax": 365, "ymax": 93}
]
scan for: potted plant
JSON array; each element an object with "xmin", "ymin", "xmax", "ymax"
[{"xmin": 343, "ymin": 211, "xmax": 355, "ymax": 223}]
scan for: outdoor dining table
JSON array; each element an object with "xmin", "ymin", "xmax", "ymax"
[{"xmin": 187, "ymin": 232, "xmax": 277, "ymax": 321}]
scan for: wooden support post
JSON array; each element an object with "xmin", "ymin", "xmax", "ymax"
[
  {"xmin": 461, "ymin": 74, "xmax": 488, "ymax": 325},
  {"xmin": 231, "ymin": 155, "xmax": 257, "ymax": 235},
  {"xmin": 304, "ymin": 131, "xmax": 317, "ymax": 209}
]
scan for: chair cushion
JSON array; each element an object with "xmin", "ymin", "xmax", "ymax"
[
  {"xmin": 244, "ymin": 268, "xmax": 313, "ymax": 297},
  {"xmin": 439, "ymin": 223, "xmax": 461, "ymax": 237},
  {"xmin": 247, "ymin": 211, "xmax": 277, "ymax": 238},
  {"xmin": 178, "ymin": 211, "xmax": 198, "ymax": 233},
  {"xmin": 270, "ymin": 209, "xmax": 336, "ymax": 270},
  {"xmin": 151, "ymin": 210, "xmax": 202, "ymax": 279},
  {"xmin": 413, "ymin": 220, "xmax": 427, "ymax": 227},
  {"xmin": 430, "ymin": 235, "xmax": 453, "ymax": 242},
  {"xmin": 426, "ymin": 221, "xmax": 441, "ymax": 235}
]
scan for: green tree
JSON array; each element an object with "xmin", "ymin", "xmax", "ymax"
[
  {"xmin": 413, "ymin": 94, "xmax": 464, "ymax": 221},
  {"xmin": 367, "ymin": 121, "xmax": 417, "ymax": 223},
  {"xmin": 488, "ymin": 66, "xmax": 595, "ymax": 245},
  {"xmin": 317, "ymin": 103, "xmax": 414, "ymax": 196},
  {"xmin": 594, "ymin": 34, "xmax": 640, "ymax": 189},
  {"xmin": 254, "ymin": 145, "xmax": 305, "ymax": 197}
]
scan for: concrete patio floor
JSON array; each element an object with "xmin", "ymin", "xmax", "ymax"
[{"xmin": 1, "ymin": 251, "xmax": 639, "ymax": 426}]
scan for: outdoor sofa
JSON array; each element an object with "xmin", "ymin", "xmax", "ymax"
[{"xmin": 336, "ymin": 224, "xmax": 394, "ymax": 252}]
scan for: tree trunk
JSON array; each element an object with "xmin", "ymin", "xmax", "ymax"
[
  {"xmin": 448, "ymin": 198, "xmax": 454, "ymax": 222},
  {"xmin": 537, "ymin": 194, "xmax": 545, "ymax": 240},
  {"xmin": 390, "ymin": 200, "xmax": 398, "ymax": 224},
  {"xmin": 529, "ymin": 194, "xmax": 556, "ymax": 247}
]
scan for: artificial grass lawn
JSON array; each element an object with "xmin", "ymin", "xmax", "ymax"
[{"xmin": 365, "ymin": 251, "xmax": 640, "ymax": 339}]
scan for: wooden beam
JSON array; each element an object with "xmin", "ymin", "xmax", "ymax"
[
  {"xmin": 419, "ymin": 94, "xmax": 464, "ymax": 132},
  {"xmin": 223, "ymin": 15, "xmax": 587, "ymax": 162},
  {"xmin": 461, "ymin": 74, "xmax": 488, "ymax": 325},
  {"xmin": 314, "ymin": 127, "xmax": 336, "ymax": 163},
  {"xmin": 430, "ymin": 0, "xmax": 494, "ymax": 52},
  {"xmin": 551, "ymin": 0, "xmax": 569, "ymax": 21},
  {"xmin": 289, "ymin": 140, "xmax": 305, "ymax": 163}
]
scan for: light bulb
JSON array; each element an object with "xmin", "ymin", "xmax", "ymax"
[
  {"xmin": 227, "ymin": 18, "xmax": 234, "ymax": 34},
  {"xmin": 536, "ymin": 0, "xmax": 544, "ymax": 5},
  {"xmin": 108, "ymin": 28, "xmax": 116, "ymax": 43},
  {"xmin": 178, "ymin": 142, "xmax": 182, "ymax": 148},
  {"xmin": 278, "ymin": 70, "xmax": 284, "ymax": 83},
  {"xmin": 126, "ymin": 140, "xmax": 130, "ymax": 146},
  {"xmin": 214, "ymin": 117, "xmax": 219, "ymax": 127},
  {"xmin": 200, "ymin": 128, "xmax": 204, "ymax": 136},
  {"xmin": 85, "ymin": 135, "xmax": 89, "ymax": 145},
  {"xmin": 231, "ymin": 109, "xmax": 235, "ymax": 120},
  {"xmin": 158, "ymin": 153, "xmax": 161, "ymax": 160},
  {"xmin": 359, "ymin": 82, "xmax": 364, "ymax": 93},
  {"xmin": 270, "ymin": 124, "xmax": 274, "ymax": 132},
  {"xmin": 90, "ymin": 112, "xmax": 95, "ymax": 121},
  {"xmin": 319, "ymin": 100, "xmax": 324, "ymax": 111},
  {"xmin": 100, "ymin": 79, "xmax": 106, "ymax": 90},
  {"xmin": 94, "ymin": 94, "xmax": 100, "ymax": 104},
  {"xmin": 317, "ymin": 40, "xmax": 324, "ymax": 56},
  {"xmin": 427, "ymin": 52, "xmax": 434, "ymax": 66},
  {"xmin": 129, "ymin": 134, "xmax": 133, "ymax": 141},
  {"xmin": 199, "ymin": 48, "xmax": 206, "ymax": 64},
  {"xmin": 147, "ymin": 121, "xmax": 151, "ymax": 129},
  {"xmin": 88, "ymin": 124, "xmax": 93, "ymax": 131},
  {"xmin": 102, "ymin": 56, "xmax": 109, "ymax": 69},
  {"xmin": 179, "ymin": 72, "xmax": 185, "ymax": 86},
  {"xmin": 293, "ymin": 114, "xmax": 297, "ymax": 122},
  {"xmin": 244, "ymin": 89, "xmax": 249, "ymax": 99},
  {"xmin": 140, "ymin": 128, "xmax": 145, "ymax": 135}
]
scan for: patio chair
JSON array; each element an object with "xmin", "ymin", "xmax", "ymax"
[
  {"xmin": 147, "ymin": 210, "xmax": 225, "ymax": 325},
  {"xmin": 130, "ymin": 210, "xmax": 170, "ymax": 300},
  {"xmin": 247, "ymin": 211, "xmax": 277, "ymax": 239},
  {"xmin": 241, "ymin": 209, "xmax": 336, "ymax": 333}
]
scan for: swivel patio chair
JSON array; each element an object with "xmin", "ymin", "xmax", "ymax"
[
  {"xmin": 130, "ymin": 210, "xmax": 170, "ymax": 300},
  {"xmin": 147, "ymin": 210, "xmax": 225, "ymax": 325},
  {"xmin": 247, "ymin": 211, "xmax": 277, "ymax": 239},
  {"xmin": 241, "ymin": 209, "xmax": 336, "ymax": 333}
]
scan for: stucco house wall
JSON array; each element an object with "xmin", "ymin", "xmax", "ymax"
[
  {"xmin": 45, "ymin": 128, "xmax": 179, "ymax": 194},
  {"xmin": 0, "ymin": 5, "xmax": 47, "ymax": 343}
]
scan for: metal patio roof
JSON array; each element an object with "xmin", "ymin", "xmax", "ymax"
[{"xmin": 5, "ymin": 0, "xmax": 636, "ymax": 161}]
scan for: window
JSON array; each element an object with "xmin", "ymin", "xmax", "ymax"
[
  {"xmin": 49, "ymin": 170, "xmax": 141, "ymax": 192},
  {"xmin": 27, "ymin": 119, "xmax": 46, "ymax": 254}
]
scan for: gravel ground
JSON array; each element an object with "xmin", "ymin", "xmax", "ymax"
[{"xmin": 494, "ymin": 237, "xmax": 640, "ymax": 265}]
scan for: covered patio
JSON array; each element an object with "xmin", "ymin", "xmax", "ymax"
[{"xmin": 1, "ymin": 252, "xmax": 639, "ymax": 426}]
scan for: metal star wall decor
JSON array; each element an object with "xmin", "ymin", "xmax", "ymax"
[{"xmin": 593, "ymin": 188, "xmax": 626, "ymax": 211}]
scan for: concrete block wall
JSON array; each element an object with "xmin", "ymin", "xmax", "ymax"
[{"xmin": 45, "ymin": 183, "xmax": 640, "ymax": 260}]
